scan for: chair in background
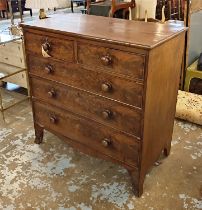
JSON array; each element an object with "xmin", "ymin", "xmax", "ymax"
[
  {"xmin": 0, "ymin": 0, "xmax": 8, "ymax": 18},
  {"xmin": 156, "ymin": 0, "xmax": 185, "ymax": 21},
  {"xmin": 71, "ymin": 0, "xmax": 87, "ymax": 13},
  {"xmin": 7, "ymin": 0, "xmax": 32, "ymax": 19},
  {"xmin": 110, "ymin": 0, "xmax": 135, "ymax": 18},
  {"xmin": 20, "ymin": 0, "xmax": 32, "ymax": 16},
  {"xmin": 86, "ymin": 0, "xmax": 135, "ymax": 19}
]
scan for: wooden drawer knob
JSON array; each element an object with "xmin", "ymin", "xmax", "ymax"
[
  {"xmin": 102, "ymin": 138, "xmax": 111, "ymax": 147},
  {"xmin": 102, "ymin": 110, "xmax": 112, "ymax": 119},
  {"xmin": 44, "ymin": 65, "xmax": 53, "ymax": 74},
  {"xmin": 48, "ymin": 89, "xmax": 56, "ymax": 98},
  {"xmin": 42, "ymin": 40, "xmax": 51, "ymax": 53},
  {"xmin": 101, "ymin": 83, "xmax": 112, "ymax": 92},
  {"xmin": 101, "ymin": 55, "xmax": 112, "ymax": 66},
  {"xmin": 50, "ymin": 116, "xmax": 57, "ymax": 124}
]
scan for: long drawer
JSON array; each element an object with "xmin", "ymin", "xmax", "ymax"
[
  {"xmin": 28, "ymin": 55, "xmax": 144, "ymax": 108},
  {"xmin": 24, "ymin": 32, "xmax": 74, "ymax": 62},
  {"xmin": 78, "ymin": 42, "xmax": 145, "ymax": 80},
  {"xmin": 31, "ymin": 77, "xmax": 142, "ymax": 137},
  {"xmin": 33, "ymin": 101, "xmax": 140, "ymax": 167}
]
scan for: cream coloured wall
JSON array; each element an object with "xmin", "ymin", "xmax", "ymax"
[{"xmin": 56, "ymin": 0, "xmax": 71, "ymax": 8}]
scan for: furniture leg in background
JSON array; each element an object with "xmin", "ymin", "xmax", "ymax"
[
  {"xmin": 7, "ymin": 0, "xmax": 14, "ymax": 25},
  {"xmin": 0, "ymin": 0, "xmax": 8, "ymax": 18},
  {"xmin": 7, "ymin": 0, "xmax": 32, "ymax": 20},
  {"xmin": 8, "ymin": 0, "xmax": 23, "ymax": 22},
  {"xmin": 71, "ymin": 0, "xmax": 86, "ymax": 13},
  {"xmin": 18, "ymin": 0, "xmax": 23, "ymax": 22}
]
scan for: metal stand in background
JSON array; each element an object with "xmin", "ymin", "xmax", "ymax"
[
  {"xmin": 0, "ymin": 68, "xmax": 28, "ymax": 122},
  {"xmin": 0, "ymin": 34, "xmax": 29, "ymax": 123}
]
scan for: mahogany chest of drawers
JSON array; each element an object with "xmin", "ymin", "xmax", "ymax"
[{"xmin": 21, "ymin": 14, "xmax": 186, "ymax": 196}]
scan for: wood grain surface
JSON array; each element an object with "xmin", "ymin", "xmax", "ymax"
[{"xmin": 22, "ymin": 13, "xmax": 186, "ymax": 197}]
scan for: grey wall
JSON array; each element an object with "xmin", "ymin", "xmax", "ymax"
[{"xmin": 188, "ymin": 10, "xmax": 202, "ymax": 65}]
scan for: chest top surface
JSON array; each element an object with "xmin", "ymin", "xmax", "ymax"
[{"xmin": 21, "ymin": 13, "xmax": 186, "ymax": 49}]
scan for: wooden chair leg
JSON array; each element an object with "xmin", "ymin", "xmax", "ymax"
[{"xmin": 71, "ymin": 0, "xmax": 74, "ymax": 13}]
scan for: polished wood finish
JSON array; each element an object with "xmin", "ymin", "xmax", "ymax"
[
  {"xmin": 24, "ymin": 32, "xmax": 74, "ymax": 62},
  {"xmin": 140, "ymin": 33, "xmax": 185, "ymax": 185},
  {"xmin": 21, "ymin": 14, "xmax": 186, "ymax": 197},
  {"xmin": 22, "ymin": 14, "xmax": 185, "ymax": 49},
  {"xmin": 27, "ymin": 55, "xmax": 144, "ymax": 108},
  {"xmin": 77, "ymin": 42, "xmax": 145, "ymax": 80},
  {"xmin": 33, "ymin": 101, "xmax": 140, "ymax": 168},
  {"xmin": 30, "ymin": 77, "xmax": 142, "ymax": 137}
]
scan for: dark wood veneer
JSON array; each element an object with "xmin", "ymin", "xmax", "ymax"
[
  {"xmin": 21, "ymin": 14, "xmax": 186, "ymax": 197},
  {"xmin": 33, "ymin": 101, "xmax": 140, "ymax": 168},
  {"xmin": 25, "ymin": 32, "xmax": 74, "ymax": 62},
  {"xmin": 27, "ymin": 55, "xmax": 144, "ymax": 108},
  {"xmin": 77, "ymin": 42, "xmax": 145, "ymax": 80},
  {"xmin": 30, "ymin": 76, "xmax": 142, "ymax": 137}
]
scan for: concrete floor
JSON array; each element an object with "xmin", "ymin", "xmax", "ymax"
[{"xmin": 0, "ymin": 87, "xmax": 201, "ymax": 210}]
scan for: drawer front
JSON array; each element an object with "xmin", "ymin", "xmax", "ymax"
[
  {"xmin": 31, "ymin": 77, "xmax": 142, "ymax": 137},
  {"xmin": 28, "ymin": 56, "xmax": 144, "ymax": 108},
  {"xmin": 24, "ymin": 32, "xmax": 74, "ymax": 62},
  {"xmin": 33, "ymin": 101, "xmax": 140, "ymax": 167},
  {"xmin": 78, "ymin": 43, "xmax": 145, "ymax": 80},
  {"xmin": 0, "ymin": 41, "xmax": 26, "ymax": 68}
]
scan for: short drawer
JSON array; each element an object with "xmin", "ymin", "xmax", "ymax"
[
  {"xmin": 78, "ymin": 43, "xmax": 145, "ymax": 80},
  {"xmin": 28, "ymin": 55, "xmax": 144, "ymax": 108},
  {"xmin": 33, "ymin": 101, "xmax": 140, "ymax": 167},
  {"xmin": 24, "ymin": 32, "xmax": 74, "ymax": 62},
  {"xmin": 31, "ymin": 77, "xmax": 142, "ymax": 137}
]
